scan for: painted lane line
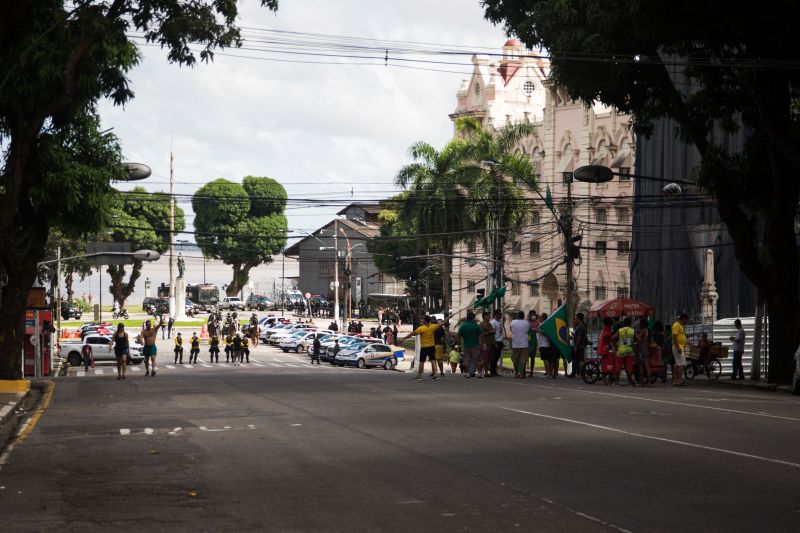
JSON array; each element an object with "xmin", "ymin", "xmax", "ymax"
[
  {"xmin": 218, "ymin": 363, "xmax": 229, "ymax": 367},
  {"xmin": 94, "ymin": 369, "xmax": 103, "ymax": 375},
  {"xmin": 119, "ymin": 429, "xmax": 131, "ymax": 436},
  {"xmin": 284, "ymin": 364, "xmax": 300, "ymax": 368},
  {"xmin": 201, "ymin": 364, "xmax": 212, "ymax": 368},
  {"xmin": 76, "ymin": 371, "xmax": 85, "ymax": 377},
  {"xmin": 251, "ymin": 363, "xmax": 264, "ymax": 367},
  {"xmin": 165, "ymin": 365, "xmax": 176, "ymax": 369},
  {"xmin": 130, "ymin": 366, "xmax": 141, "ymax": 372},
  {"xmin": 269, "ymin": 363, "xmax": 281, "ymax": 367},
  {"xmin": 184, "ymin": 364, "xmax": 193, "ymax": 369},
  {"xmin": 250, "ymin": 358, "xmax": 261, "ymax": 363},
  {"xmin": 168, "ymin": 427, "xmax": 182, "ymax": 436},
  {"xmin": 503, "ymin": 381, "xmax": 800, "ymax": 422},
  {"xmin": 274, "ymin": 359, "xmax": 285, "ymax": 363},
  {"xmin": 143, "ymin": 428, "xmax": 155, "ymax": 435},
  {"xmin": 501, "ymin": 407, "xmax": 800, "ymax": 469}
]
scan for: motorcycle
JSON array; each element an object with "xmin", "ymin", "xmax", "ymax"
[{"xmin": 112, "ymin": 308, "xmax": 129, "ymax": 320}]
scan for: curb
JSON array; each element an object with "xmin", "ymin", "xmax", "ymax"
[
  {"xmin": 0, "ymin": 391, "xmax": 29, "ymax": 428},
  {"xmin": 710, "ymin": 379, "xmax": 794, "ymax": 394},
  {"xmin": 0, "ymin": 380, "xmax": 31, "ymax": 394}
]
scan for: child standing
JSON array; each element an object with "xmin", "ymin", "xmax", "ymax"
[{"xmin": 449, "ymin": 345, "xmax": 461, "ymax": 374}]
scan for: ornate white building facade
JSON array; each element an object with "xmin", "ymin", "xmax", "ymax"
[{"xmin": 450, "ymin": 39, "xmax": 635, "ymax": 316}]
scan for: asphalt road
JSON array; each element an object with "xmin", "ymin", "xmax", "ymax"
[{"xmin": 2, "ymin": 338, "xmax": 800, "ymax": 532}]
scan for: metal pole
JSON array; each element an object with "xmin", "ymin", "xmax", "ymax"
[
  {"xmin": 34, "ymin": 310, "xmax": 41, "ymax": 379},
  {"xmin": 281, "ymin": 248, "xmax": 285, "ymax": 317},
  {"xmin": 98, "ymin": 266, "xmax": 102, "ymax": 322},
  {"xmin": 565, "ymin": 173, "xmax": 575, "ymax": 368},
  {"xmin": 168, "ymin": 147, "xmax": 175, "ymax": 318},
  {"xmin": 334, "ymin": 220, "xmax": 340, "ymax": 330},
  {"xmin": 56, "ymin": 246, "xmax": 61, "ymax": 342}
]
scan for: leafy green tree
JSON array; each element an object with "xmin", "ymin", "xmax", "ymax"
[
  {"xmin": 367, "ymin": 196, "xmax": 443, "ymax": 312},
  {"xmin": 0, "ymin": 1, "xmax": 278, "ymax": 379},
  {"xmin": 482, "ymin": 0, "xmax": 800, "ymax": 383},
  {"xmin": 38, "ymin": 228, "xmax": 95, "ymax": 303},
  {"xmin": 106, "ymin": 187, "xmax": 185, "ymax": 308},
  {"xmin": 395, "ymin": 141, "xmax": 474, "ymax": 313},
  {"xmin": 455, "ymin": 116, "xmax": 538, "ymax": 308},
  {"xmin": 193, "ymin": 177, "xmax": 288, "ymax": 296}
]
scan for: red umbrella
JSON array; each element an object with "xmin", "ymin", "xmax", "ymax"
[{"xmin": 588, "ymin": 298, "xmax": 655, "ymax": 319}]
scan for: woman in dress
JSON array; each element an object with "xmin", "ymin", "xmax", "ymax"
[{"xmin": 112, "ymin": 323, "xmax": 130, "ymax": 380}]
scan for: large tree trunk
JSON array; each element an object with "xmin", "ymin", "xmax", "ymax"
[
  {"xmin": 0, "ymin": 258, "xmax": 39, "ymax": 380},
  {"xmin": 227, "ymin": 262, "xmax": 254, "ymax": 296},
  {"xmin": 107, "ymin": 260, "xmax": 143, "ymax": 308},
  {"xmin": 64, "ymin": 269, "xmax": 74, "ymax": 302}
]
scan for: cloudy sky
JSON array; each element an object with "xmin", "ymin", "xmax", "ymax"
[{"xmin": 100, "ymin": 0, "xmax": 511, "ymax": 241}]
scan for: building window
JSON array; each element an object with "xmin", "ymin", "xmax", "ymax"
[
  {"xmin": 529, "ymin": 241, "xmax": 540, "ymax": 257},
  {"xmin": 618, "ymin": 167, "xmax": 631, "ymax": 181},
  {"xmin": 530, "ymin": 210, "xmax": 540, "ymax": 225},
  {"xmin": 523, "ymin": 80, "xmax": 535, "ymax": 96},
  {"xmin": 595, "ymin": 285, "xmax": 607, "ymax": 301},
  {"xmin": 562, "ymin": 171, "xmax": 573, "ymax": 183},
  {"xmin": 616, "ymin": 208, "xmax": 630, "ymax": 224},
  {"xmin": 319, "ymin": 261, "xmax": 334, "ymax": 276},
  {"xmin": 529, "ymin": 282, "xmax": 539, "ymax": 297},
  {"xmin": 595, "ymin": 241, "xmax": 607, "ymax": 257},
  {"xmin": 618, "ymin": 241, "xmax": 630, "ymax": 255},
  {"xmin": 595, "ymin": 208, "xmax": 608, "ymax": 224},
  {"xmin": 512, "ymin": 282, "xmax": 521, "ymax": 296},
  {"xmin": 617, "ymin": 286, "xmax": 629, "ymax": 298},
  {"xmin": 511, "ymin": 241, "xmax": 522, "ymax": 254},
  {"xmin": 474, "ymin": 83, "xmax": 481, "ymax": 96},
  {"xmin": 467, "ymin": 241, "xmax": 476, "ymax": 254},
  {"xmin": 467, "ymin": 281, "xmax": 476, "ymax": 293}
]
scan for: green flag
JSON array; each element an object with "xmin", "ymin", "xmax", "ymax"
[
  {"xmin": 544, "ymin": 185, "xmax": 554, "ymax": 213},
  {"xmin": 540, "ymin": 303, "xmax": 572, "ymax": 362},
  {"xmin": 474, "ymin": 287, "xmax": 506, "ymax": 308}
]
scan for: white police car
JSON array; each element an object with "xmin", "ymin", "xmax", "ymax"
[
  {"xmin": 335, "ymin": 342, "xmax": 398, "ymax": 370},
  {"xmin": 280, "ymin": 330, "xmax": 333, "ymax": 353}
]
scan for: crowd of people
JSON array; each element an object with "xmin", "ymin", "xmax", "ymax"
[{"xmin": 403, "ymin": 310, "xmax": 746, "ymax": 386}]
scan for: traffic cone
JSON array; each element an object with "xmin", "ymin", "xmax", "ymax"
[{"xmin": 200, "ymin": 324, "xmax": 208, "ymax": 340}]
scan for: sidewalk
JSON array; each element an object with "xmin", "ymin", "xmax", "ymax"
[{"xmin": 0, "ymin": 381, "xmax": 31, "ymax": 429}]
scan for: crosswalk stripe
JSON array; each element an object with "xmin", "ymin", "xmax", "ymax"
[
  {"xmin": 77, "ymin": 370, "xmax": 85, "ymax": 377},
  {"xmin": 165, "ymin": 365, "xmax": 176, "ymax": 369},
  {"xmin": 184, "ymin": 364, "xmax": 193, "ymax": 369},
  {"xmin": 269, "ymin": 363, "xmax": 281, "ymax": 367},
  {"xmin": 252, "ymin": 363, "xmax": 264, "ymax": 367},
  {"xmin": 130, "ymin": 366, "xmax": 141, "ymax": 371},
  {"xmin": 94, "ymin": 369, "xmax": 103, "ymax": 375},
  {"xmin": 285, "ymin": 364, "xmax": 300, "ymax": 368},
  {"xmin": 201, "ymin": 364, "xmax": 212, "ymax": 368}
]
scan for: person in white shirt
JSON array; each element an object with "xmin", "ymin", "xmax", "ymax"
[
  {"xmin": 729, "ymin": 319, "xmax": 746, "ymax": 380},
  {"xmin": 510, "ymin": 311, "xmax": 530, "ymax": 378},
  {"xmin": 489, "ymin": 310, "xmax": 505, "ymax": 377},
  {"xmin": 536, "ymin": 312, "xmax": 555, "ymax": 378}
]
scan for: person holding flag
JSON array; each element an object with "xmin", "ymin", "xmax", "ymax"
[{"xmin": 538, "ymin": 304, "xmax": 573, "ymax": 378}]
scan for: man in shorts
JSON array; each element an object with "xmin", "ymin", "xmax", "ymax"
[
  {"xmin": 141, "ymin": 318, "xmax": 164, "ymax": 377},
  {"xmin": 672, "ymin": 313, "xmax": 689, "ymax": 386},
  {"xmin": 457, "ymin": 311, "xmax": 481, "ymax": 378},
  {"xmin": 401, "ymin": 315, "xmax": 449, "ymax": 381}
]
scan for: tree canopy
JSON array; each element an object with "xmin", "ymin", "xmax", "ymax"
[
  {"xmin": 482, "ymin": 0, "xmax": 800, "ymax": 382},
  {"xmin": 105, "ymin": 187, "xmax": 185, "ymax": 307},
  {"xmin": 0, "ymin": 0, "xmax": 279, "ymax": 379},
  {"xmin": 193, "ymin": 177, "xmax": 288, "ymax": 296}
]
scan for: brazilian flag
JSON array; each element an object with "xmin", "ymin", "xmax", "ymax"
[{"xmin": 539, "ymin": 303, "xmax": 572, "ymax": 362}]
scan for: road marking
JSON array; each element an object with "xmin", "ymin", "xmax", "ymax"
[
  {"xmin": 120, "ymin": 429, "xmax": 131, "ymax": 436},
  {"xmin": 504, "ymin": 381, "xmax": 800, "ymax": 422},
  {"xmin": 94, "ymin": 369, "xmax": 103, "ymax": 375},
  {"xmin": 218, "ymin": 363, "xmax": 229, "ymax": 367},
  {"xmin": 501, "ymin": 407, "xmax": 800, "ymax": 469},
  {"xmin": 143, "ymin": 428, "xmax": 154, "ymax": 435},
  {"xmin": 184, "ymin": 364, "xmax": 193, "ymax": 369},
  {"xmin": 269, "ymin": 363, "xmax": 281, "ymax": 367},
  {"xmin": 76, "ymin": 371, "xmax": 85, "ymax": 377},
  {"xmin": 247, "ymin": 425, "xmax": 256, "ymax": 430},
  {"xmin": 201, "ymin": 364, "xmax": 212, "ymax": 368},
  {"xmin": 165, "ymin": 365, "xmax": 176, "ymax": 369},
  {"xmin": 130, "ymin": 366, "xmax": 141, "ymax": 372},
  {"xmin": 199, "ymin": 426, "xmax": 228, "ymax": 432},
  {"xmin": 250, "ymin": 358, "xmax": 261, "ymax": 363},
  {"xmin": 274, "ymin": 359, "xmax": 285, "ymax": 363},
  {"xmin": 168, "ymin": 427, "xmax": 182, "ymax": 435},
  {"xmin": 251, "ymin": 363, "xmax": 264, "ymax": 367},
  {"xmin": 285, "ymin": 364, "xmax": 300, "ymax": 368}
]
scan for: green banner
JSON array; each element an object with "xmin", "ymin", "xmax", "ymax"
[{"xmin": 540, "ymin": 303, "xmax": 572, "ymax": 362}]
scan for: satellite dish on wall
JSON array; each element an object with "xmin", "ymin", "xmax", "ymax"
[{"xmin": 120, "ymin": 162, "xmax": 152, "ymax": 181}]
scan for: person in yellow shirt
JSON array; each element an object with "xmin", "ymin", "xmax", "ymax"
[
  {"xmin": 671, "ymin": 313, "xmax": 689, "ymax": 386},
  {"xmin": 401, "ymin": 315, "xmax": 449, "ymax": 381}
]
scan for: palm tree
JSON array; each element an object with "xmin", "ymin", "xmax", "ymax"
[
  {"xmin": 455, "ymin": 117, "xmax": 539, "ymax": 307},
  {"xmin": 395, "ymin": 140, "xmax": 473, "ymax": 314}
]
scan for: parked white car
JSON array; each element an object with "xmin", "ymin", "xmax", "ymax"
[
  {"xmin": 280, "ymin": 330, "xmax": 334, "ymax": 353},
  {"xmin": 335, "ymin": 342, "xmax": 399, "ymax": 370},
  {"xmin": 268, "ymin": 325, "xmax": 317, "ymax": 345},
  {"xmin": 220, "ymin": 296, "xmax": 245, "ymax": 311},
  {"xmin": 60, "ymin": 334, "xmax": 143, "ymax": 367}
]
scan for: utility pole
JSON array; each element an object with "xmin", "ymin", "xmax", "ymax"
[
  {"xmin": 333, "ymin": 219, "xmax": 340, "ymax": 330},
  {"xmin": 564, "ymin": 172, "xmax": 575, "ymax": 341},
  {"xmin": 168, "ymin": 146, "xmax": 175, "ymax": 319},
  {"xmin": 280, "ymin": 247, "xmax": 285, "ymax": 317},
  {"xmin": 55, "ymin": 246, "xmax": 61, "ymax": 341}
]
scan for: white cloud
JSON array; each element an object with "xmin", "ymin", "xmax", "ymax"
[{"xmin": 100, "ymin": 0, "xmax": 510, "ymax": 236}]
